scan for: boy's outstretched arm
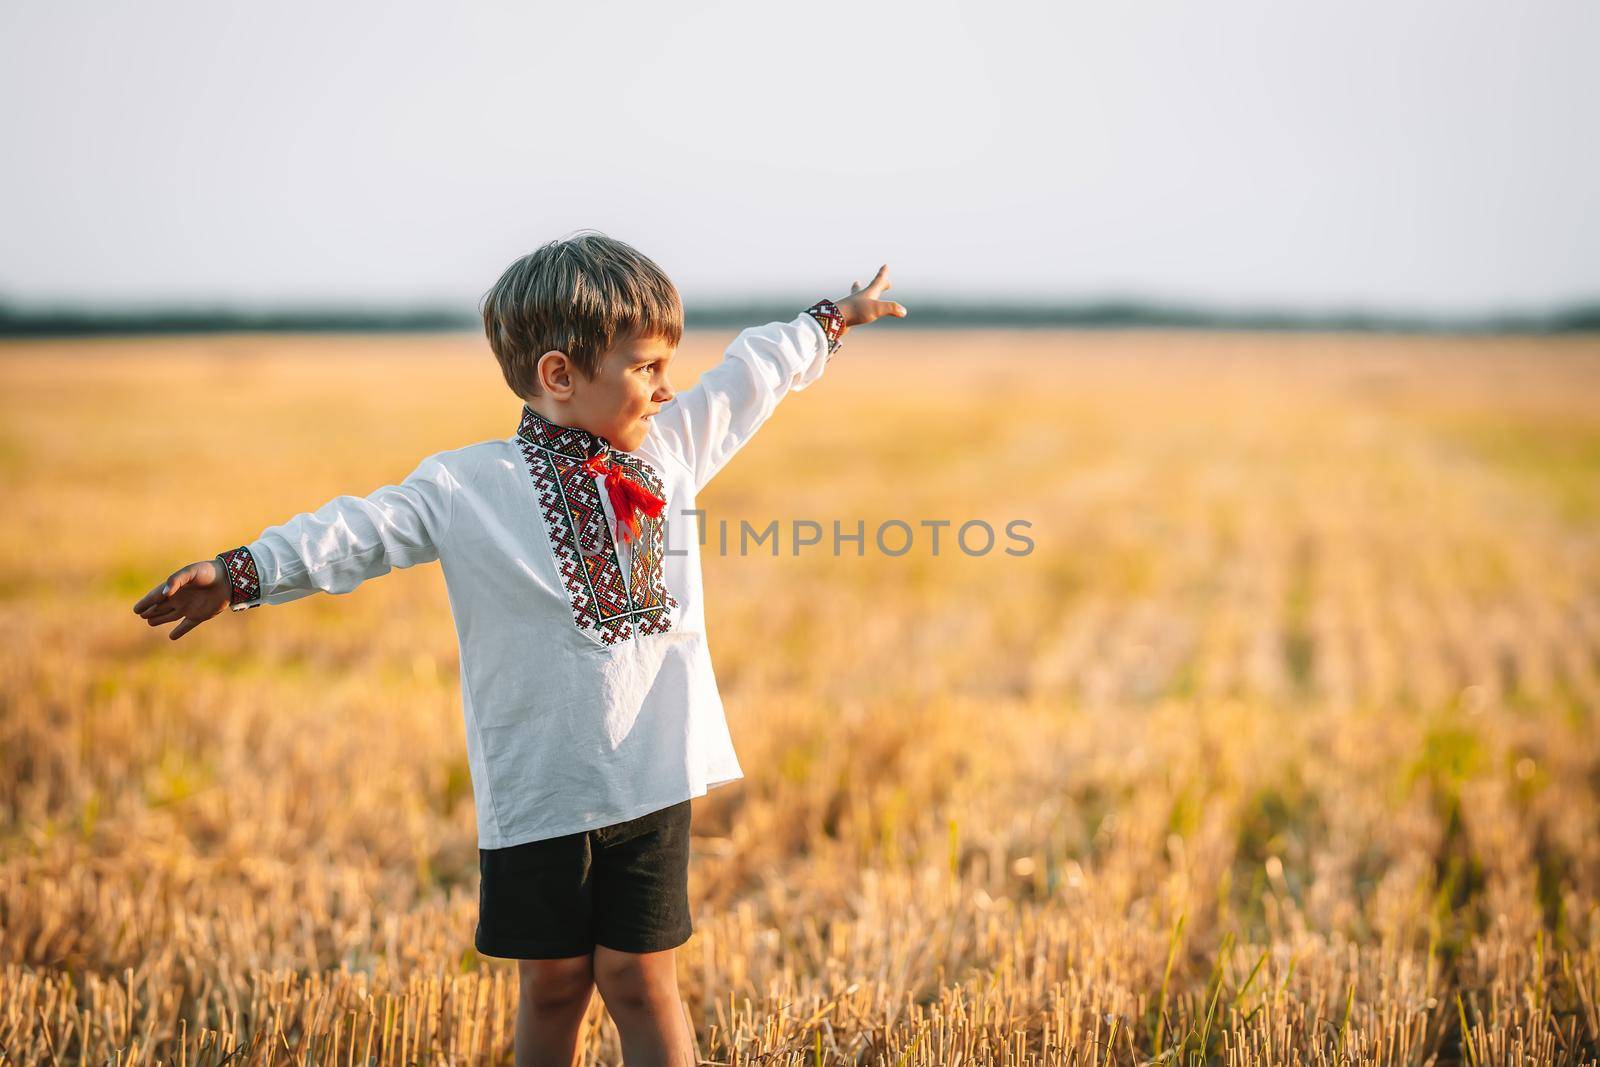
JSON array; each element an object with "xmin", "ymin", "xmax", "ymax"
[
  {"xmin": 650, "ymin": 264, "xmax": 906, "ymax": 493},
  {"xmin": 132, "ymin": 454, "xmax": 458, "ymax": 640}
]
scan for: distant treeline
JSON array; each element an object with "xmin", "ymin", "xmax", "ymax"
[{"xmin": 3, "ymin": 298, "xmax": 1599, "ymax": 337}]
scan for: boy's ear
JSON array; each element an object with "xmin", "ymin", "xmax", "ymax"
[{"xmin": 535, "ymin": 349, "xmax": 575, "ymax": 398}]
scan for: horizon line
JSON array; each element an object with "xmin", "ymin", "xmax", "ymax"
[{"xmin": 2, "ymin": 296, "xmax": 1598, "ymax": 338}]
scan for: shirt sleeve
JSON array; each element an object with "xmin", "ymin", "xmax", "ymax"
[
  {"xmin": 217, "ymin": 453, "xmax": 457, "ymax": 611},
  {"xmin": 649, "ymin": 302, "xmax": 843, "ymax": 494}
]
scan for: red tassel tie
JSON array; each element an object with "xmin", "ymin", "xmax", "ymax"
[{"xmin": 581, "ymin": 453, "xmax": 666, "ymax": 545}]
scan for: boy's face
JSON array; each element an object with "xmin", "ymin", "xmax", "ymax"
[{"xmin": 562, "ymin": 333, "xmax": 677, "ymax": 453}]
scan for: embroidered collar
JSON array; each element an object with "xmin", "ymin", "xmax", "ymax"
[
  {"xmin": 512, "ymin": 402, "xmax": 677, "ymax": 644},
  {"xmin": 516, "ymin": 404, "xmax": 615, "ymax": 461},
  {"xmin": 516, "ymin": 402, "xmax": 667, "ymax": 547}
]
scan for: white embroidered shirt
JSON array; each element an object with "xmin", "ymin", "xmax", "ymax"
[{"xmin": 218, "ymin": 304, "xmax": 844, "ymax": 848}]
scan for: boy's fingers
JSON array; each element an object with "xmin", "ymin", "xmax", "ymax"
[
  {"xmin": 169, "ymin": 617, "xmax": 199, "ymax": 641},
  {"xmin": 134, "ymin": 581, "xmax": 180, "ymax": 614}
]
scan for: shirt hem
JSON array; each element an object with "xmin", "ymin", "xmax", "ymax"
[{"xmin": 477, "ymin": 773, "xmax": 744, "ymax": 851}]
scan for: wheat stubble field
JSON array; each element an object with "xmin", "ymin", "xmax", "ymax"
[{"xmin": 1, "ymin": 327, "xmax": 1598, "ymax": 1065}]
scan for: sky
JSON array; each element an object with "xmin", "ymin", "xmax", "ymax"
[{"xmin": 2, "ymin": 1, "xmax": 1596, "ymax": 316}]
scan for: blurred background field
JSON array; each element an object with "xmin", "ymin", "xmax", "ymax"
[{"xmin": 2, "ymin": 327, "xmax": 1598, "ymax": 1064}]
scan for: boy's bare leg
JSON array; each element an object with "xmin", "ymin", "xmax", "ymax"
[
  {"xmin": 516, "ymin": 955, "xmax": 597, "ymax": 1067},
  {"xmin": 592, "ymin": 945, "xmax": 695, "ymax": 1066}
]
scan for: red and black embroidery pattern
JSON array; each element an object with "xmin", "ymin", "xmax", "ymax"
[
  {"xmin": 516, "ymin": 406, "xmax": 676, "ymax": 645},
  {"xmin": 606, "ymin": 449, "xmax": 675, "ymax": 637},
  {"xmin": 805, "ymin": 299, "xmax": 845, "ymax": 358},
  {"xmin": 219, "ymin": 545, "xmax": 261, "ymax": 610}
]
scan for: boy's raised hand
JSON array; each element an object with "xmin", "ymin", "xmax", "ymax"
[
  {"xmin": 836, "ymin": 264, "xmax": 908, "ymax": 333},
  {"xmin": 132, "ymin": 558, "xmax": 234, "ymax": 640}
]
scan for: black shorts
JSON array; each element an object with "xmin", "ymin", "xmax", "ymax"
[{"xmin": 474, "ymin": 800, "xmax": 693, "ymax": 959}]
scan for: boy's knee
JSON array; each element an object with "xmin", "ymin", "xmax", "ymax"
[
  {"xmin": 518, "ymin": 955, "xmax": 595, "ymax": 1011},
  {"xmin": 592, "ymin": 948, "xmax": 678, "ymax": 1012}
]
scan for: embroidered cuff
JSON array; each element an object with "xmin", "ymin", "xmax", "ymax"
[
  {"xmin": 218, "ymin": 545, "xmax": 262, "ymax": 612},
  {"xmin": 804, "ymin": 299, "xmax": 845, "ymax": 359}
]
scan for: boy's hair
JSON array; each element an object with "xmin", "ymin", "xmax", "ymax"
[{"xmin": 480, "ymin": 230, "xmax": 684, "ymax": 400}]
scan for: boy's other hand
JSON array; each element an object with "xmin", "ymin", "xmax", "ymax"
[
  {"xmin": 131, "ymin": 558, "xmax": 234, "ymax": 640},
  {"xmin": 836, "ymin": 264, "xmax": 908, "ymax": 332}
]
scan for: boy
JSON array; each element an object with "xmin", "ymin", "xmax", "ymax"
[{"xmin": 131, "ymin": 231, "xmax": 907, "ymax": 1067}]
